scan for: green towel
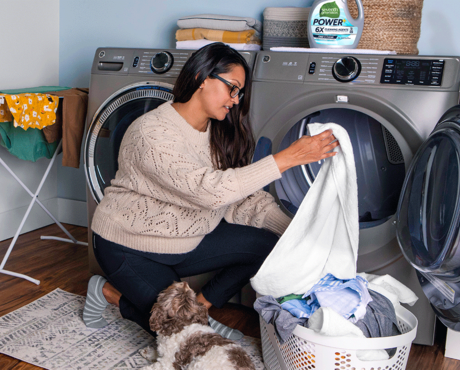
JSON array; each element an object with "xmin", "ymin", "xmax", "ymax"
[
  {"xmin": 0, "ymin": 86, "xmax": 71, "ymax": 94},
  {"xmin": 0, "ymin": 121, "xmax": 59, "ymax": 162}
]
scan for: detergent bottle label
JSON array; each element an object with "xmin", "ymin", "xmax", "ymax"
[{"xmin": 310, "ymin": 0, "xmax": 358, "ymax": 46}]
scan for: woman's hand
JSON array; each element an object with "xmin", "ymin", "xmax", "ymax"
[{"xmin": 273, "ymin": 129, "xmax": 339, "ymax": 173}]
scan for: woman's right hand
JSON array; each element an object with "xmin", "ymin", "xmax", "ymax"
[{"xmin": 273, "ymin": 129, "xmax": 339, "ymax": 173}]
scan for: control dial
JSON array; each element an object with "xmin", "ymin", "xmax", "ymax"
[
  {"xmin": 332, "ymin": 56, "xmax": 361, "ymax": 82},
  {"xmin": 150, "ymin": 51, "xmax": 174, "ymax": 74}
]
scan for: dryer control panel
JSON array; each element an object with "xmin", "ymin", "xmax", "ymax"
[
  {"xmin": 380, "ymin": 58, "xmax": 445, "ymax": 86},
  {"xmin": 254, "ymin": 52, "xmax": 460, "ymax": 89},
  {"xmin": 310, "ymin": 55, "xmax": 382, "ymax": 84}
]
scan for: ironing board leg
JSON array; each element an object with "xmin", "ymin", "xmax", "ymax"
[{"xmin": 0, "ymin": 139, "xmax": 87, "ymax": 285}]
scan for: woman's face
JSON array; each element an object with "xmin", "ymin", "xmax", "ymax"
[{"xmin": 201, "ymin": 64, "xmax": 246, "ymax": 121}]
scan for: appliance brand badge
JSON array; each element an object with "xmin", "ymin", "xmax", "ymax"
[
  {"xmin": 113, "ymin": 56, "xmax": 125, "ymax": 60},
  {"xmin": 282, "ymin": 62, "xmax": 298, "ymax": 67}
]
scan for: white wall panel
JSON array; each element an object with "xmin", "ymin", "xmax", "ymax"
[{"xmin": 0, "ymin": 0, "xmax": 59, "ymax": 90}]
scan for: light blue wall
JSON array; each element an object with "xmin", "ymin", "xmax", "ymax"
[
  {"xmin": 418, "ymin": 0, "xmax": 460, "ymax": 56},
  {"xmin": 59, "ymin": 0, "xmax": 460, "ymax": 89},
  {"xmin": 59, "ymin": 0, "xmax": 313, "ymax": 88},
  {"xmin": 57, "ymin": 0, "xmax": 460, "ymax": 201}
]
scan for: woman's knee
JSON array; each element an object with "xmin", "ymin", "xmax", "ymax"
[{"xmin": 242, "ymin": 228, "xmax": 279, "ymax": 259}]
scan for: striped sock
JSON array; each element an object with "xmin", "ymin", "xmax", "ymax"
[
  {"xmin": 83, "ymin": 275, "xmax": 109, "ymax": 328},
  {"xmin": 208, "ymin": 316, "xmax": 244, "ymax": 340}
]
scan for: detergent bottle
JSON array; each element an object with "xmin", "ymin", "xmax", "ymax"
[{"xmin": 308, "ymin": 0, "xmax": 364, "ymax": 49}]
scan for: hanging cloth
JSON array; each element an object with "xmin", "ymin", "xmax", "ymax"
[
  {"xmin": 0, "ymin": 93, "xmax": 59, "ymax": 130},
  {"xmin": 251, "ymin": 123, "xmax": 359, "ymax": 298}
]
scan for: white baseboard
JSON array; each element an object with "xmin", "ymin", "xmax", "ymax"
[
  {"xmin": 57, "ymin": 198, "xmax": 88, "ymax": 227},
  {"xmin": 0, "ymin": 198, "xmax": 87, "ymax": 242},
  {"xmin": 445, "ymin": 328, "xmax": 460, "ymax": 360}
]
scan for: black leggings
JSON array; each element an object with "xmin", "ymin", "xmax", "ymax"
[{"xmin": 93, "ymin": 221, "xmax": 278, "ymax": 333}]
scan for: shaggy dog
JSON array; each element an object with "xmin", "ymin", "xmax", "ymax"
[{"xmin": 140, "ymin": 281, "xmax": 255, "ymax": 370}]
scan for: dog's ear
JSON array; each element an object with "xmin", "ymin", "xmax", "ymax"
[
  {"xmin": 149, "ymin": 302, "xmax": 167, "ymax": 333},
  {"xmin": 192, "ymin": 297, "xmax": 209, "ymax": 326}
]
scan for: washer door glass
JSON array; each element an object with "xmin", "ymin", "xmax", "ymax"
[
  {"xmin": 85, "ymin": 85, "xmax": 174, "ymax": 203},
  {"xmin": 397, "ymin": 125, "xmax": 460, "ymax": 279},
  {"xmin": 255, "ymin": 108, "xmax": 406, "ymax": 229}
]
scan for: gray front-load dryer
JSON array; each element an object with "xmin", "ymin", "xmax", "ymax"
[
  {"xmin": 83, "ymin": 47, "xmax": 257, "ymax": 302},
  {"xmin": 250, "ymin": 51, "xmax": 460, "ymax": 345}
]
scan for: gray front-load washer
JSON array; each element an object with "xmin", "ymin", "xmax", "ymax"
[
  {"xmin": 250, "ymin": 51, "xmax": 460, "ymax": 345},
  {"xmin": 83, "ymin": 47, "xmax": 257, "ymax": 303}
]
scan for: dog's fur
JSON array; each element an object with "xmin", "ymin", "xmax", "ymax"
[{"xmin": 140, "ymin": 281, "xmax": 255, "ymax": 370}]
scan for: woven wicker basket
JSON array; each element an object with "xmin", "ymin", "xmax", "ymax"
[{"xmin": 348, "ymin": 0, "xmax": 424, "ymax": 54}]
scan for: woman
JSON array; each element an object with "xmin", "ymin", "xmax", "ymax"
[{"xmin": 83, "ymin": 43, "xmax": 339, "ymax": 338}]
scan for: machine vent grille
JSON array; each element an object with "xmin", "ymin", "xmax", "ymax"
[{"xmin": 382, "ymin": 126, "xmax": 404, "ymax": 165}]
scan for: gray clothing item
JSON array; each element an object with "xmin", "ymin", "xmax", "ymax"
[
  {"xmin": 355, "ymin": 289, "xmax": 401, "ymax": 338},
  {"xmin": 254, "ymin": 295, "xmax": 307, "ymax": 343}
]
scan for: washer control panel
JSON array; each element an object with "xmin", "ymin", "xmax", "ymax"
[
  {"xmin": 150, "ymin": 51, "xmax": 174, "ymax": 74},
  {"xmin": 380, "ymin": 58, "xmax": 445, "ymax": 86},
  {"xmin": 136, "ymin": 50, "xmax": 189, "ymax": 77}
]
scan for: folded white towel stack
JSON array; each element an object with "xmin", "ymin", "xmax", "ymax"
[
  {"xmin": 251, "ymin": 122, "xmax": 359, "ymax": 298},
  {"xmin": 176, "ymin": 39, "xmax": 261, "ymax": 51}
]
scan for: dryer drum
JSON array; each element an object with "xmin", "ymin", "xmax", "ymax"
[
  {"xmin": 254, "ymin": 108, "xmax": 406, "ymax": 229},
  {"xmin": 85, "ymin": 85, "xmax": 174, "ymax": 203}
]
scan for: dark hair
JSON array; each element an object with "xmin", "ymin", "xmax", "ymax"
[{"xmin": 172, "ymin": 42, "xmax": 254, "ymax": 171}]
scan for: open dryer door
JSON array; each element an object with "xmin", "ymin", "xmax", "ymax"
[{"xmin": 397, "ymin": 105, "xmax": 460, "ymax": 331}]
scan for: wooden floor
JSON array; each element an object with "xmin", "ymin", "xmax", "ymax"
[{"xmin": 0, "ymin": 223, "xmax": 459, "ymax": 370}]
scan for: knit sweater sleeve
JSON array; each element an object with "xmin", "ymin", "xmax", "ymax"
[
  {"xmin": 224, "ymin": 189, "xmax": 292, "ymax": 235},
  {"xmin": 123, "ymin": 108, "xmax": 282, "ymax": 211}
]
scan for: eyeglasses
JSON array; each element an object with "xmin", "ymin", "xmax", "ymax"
[{"xmin": 210, "ymin": 73, "xmax": 244, "ymax": 100}]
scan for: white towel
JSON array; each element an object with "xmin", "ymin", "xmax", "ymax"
[
  {"xmin": 358, "ymin": 273, "xmax": 418, "ymax": 308},
  {"xmin": 177, "ymin": 14, "xmax": 262, "ymax": 33},
  {"xmin": 308, "ymin": 307, "xmax": 389, "ymax": 361},
  {"xmin": 251, "ymin": 123, "xmax": 359, "ymax": 298},
  {"xmin": 176, "ymin": 40, "xmax": 261, "ymax": 51},
  {"xmin": 270, "ymin": 47, "xmax": 397, "ymax": 55}
]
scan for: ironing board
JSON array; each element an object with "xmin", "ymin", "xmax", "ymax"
[{"xmin": 0, "ymin": 89, "xmax": 88, "ymax": 285}]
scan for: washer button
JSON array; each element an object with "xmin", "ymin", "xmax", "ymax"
[
  {"xmin": 309, "ymin": 62, "xmax": 316, "ymax": 74},
  {"xmin": 98, "ymin": 51, "xmax": 105, "ymax": 58},
  {"xmin": 263, "ymin": 55, "xmax": 271, "ymax": 63}
]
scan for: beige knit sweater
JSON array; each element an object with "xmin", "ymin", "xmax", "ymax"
[{"xmin": 92, "ymin": 101, "xmax": 291, "ymax": 254}]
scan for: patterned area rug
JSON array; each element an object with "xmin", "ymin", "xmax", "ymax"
[{"xmin": 0, "ymin": 289, "xmax": 264, "ymax": 369}]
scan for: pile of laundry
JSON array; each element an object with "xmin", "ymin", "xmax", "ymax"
[
  {"xmin": 254, "ymin": 272, "xmax": 418, "ymax": 361},
  {"xmin": 175, "ymin": 14, "xmax": 262, "ymax": 50},
  {"xmin": 251, "ymin": 123, "xmax": 418, "ymax": 361}
]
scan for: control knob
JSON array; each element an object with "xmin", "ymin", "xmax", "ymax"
[
  {"xmin": 332, "ymin": 56, "xmax": 361, "ymax": 82},
  {"xmin": 150, "ymin": 51, "xmax": 174, "ymax": 74}
]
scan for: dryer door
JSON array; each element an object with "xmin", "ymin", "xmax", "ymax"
[
  {"xmin": 85, "ymin": 83, "xmax": 174, "ymax": 203},
  {"xmin": 396, "ymin": 105, "xmax": 460, "ymax": 330}
]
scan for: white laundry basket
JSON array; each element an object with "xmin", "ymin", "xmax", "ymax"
[{"xmin": 260, "ymin": 304, "xmax": 418, "ymax": 370}]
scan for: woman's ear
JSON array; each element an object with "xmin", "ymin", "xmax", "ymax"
[{"xmin": 195, "ymin": 71, "xmax": 208, "ymax": 90}]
